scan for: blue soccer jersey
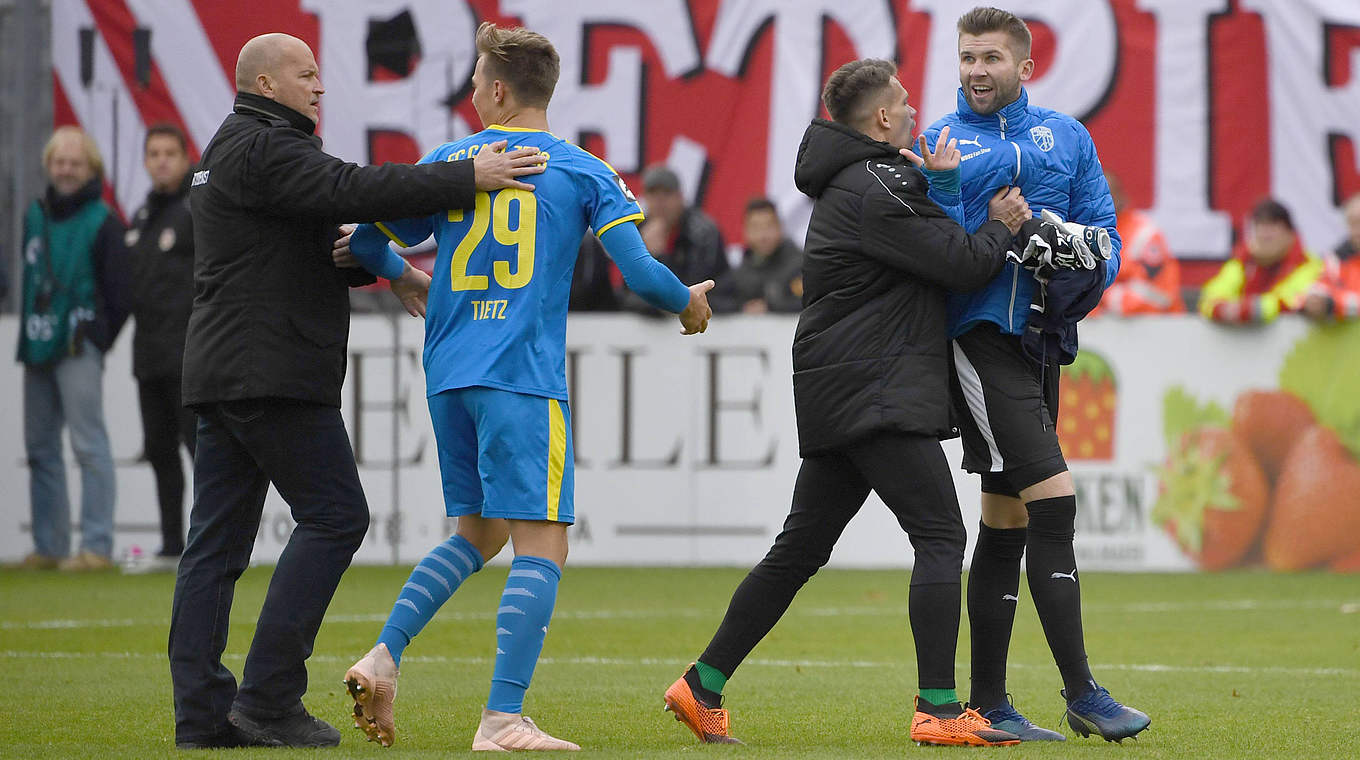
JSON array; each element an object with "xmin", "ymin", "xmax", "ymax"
[{"xmin": 354, "ymin": 126, "xmax": 645, "ymax": 400}]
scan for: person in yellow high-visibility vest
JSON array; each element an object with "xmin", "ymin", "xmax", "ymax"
[{"xmin": 1200, "ymin": 198, "xmax": 1322, "ymax": 323}]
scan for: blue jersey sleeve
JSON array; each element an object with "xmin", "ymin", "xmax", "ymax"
[
  {"xmin": 349, "ymin": 147, "xmax": 445, "ymax": 279},
  {"xmin": 572, "ymin": 150, "xmax": 645, "ymax": 237},
  {"xmin": 599, "ymin": 223, "xmax": 690, "ymax": 313},
  {"xmin": 349, "ymin": 223, "xmax": 408, "ymax": 280}
]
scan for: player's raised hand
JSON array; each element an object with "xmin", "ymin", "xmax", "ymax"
[
  {"xmin": 901, "ymin": 125, "xmax": 960, "ymax": 172},
  {"xmin": 680, "ymin": 279, "xmax": 715, "ymax": 335},
  {"xmin": 473, "ymin": 139, "xmax": 547, "ymax": 192},
  {"xmin": 332, "ymin": 223, "xmax": 360, "ymax": 268},
  {"xmin": 390, "ymin": 261, "xmax": 432, "ymax": 318}
]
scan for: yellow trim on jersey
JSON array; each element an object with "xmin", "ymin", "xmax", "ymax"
[
  {"xmin": 488, "ymin": 124, "xmax": 555, "ymax": 135},
  {"xmin": 374, "ymin": 221, "xmax": 411, "ymax": 249},
  {"xmin": 596, "ymin": 212, "xmax": 646, "ymax": 236},
  {"xmin": 546, "ymin": 399, "xmax": 567, "ymax": 522}
]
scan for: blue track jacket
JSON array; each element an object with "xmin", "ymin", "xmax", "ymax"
[{"xmin": 924, "ymin": 88, "xmax": 1121, "ymax": 338}]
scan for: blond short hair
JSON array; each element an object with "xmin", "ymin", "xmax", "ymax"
[
  {"xmin": 958, "ymin": 6, "xmax": 1033, "ymax": 59},
  {"xmin": 475, "ymin": 22, "xmax": 559, "ymax": 108},
  {"xmin": 43, "ymin": 125, "xmax": 104, "ymax": 178}
]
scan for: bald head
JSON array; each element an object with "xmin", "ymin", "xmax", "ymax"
[{"xmin": 235, "ymin": 33, "xmax": 324, "ymax": 123}]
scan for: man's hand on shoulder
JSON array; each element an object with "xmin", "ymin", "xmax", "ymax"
[
  {"xmin": 473, "ymin": 139, "xmax": 548, "ymax": 192},
  {"xmin": 680, "ymin": 279, "xmax": 715, "ymax": 335},
  {"xmin": 390, "ymin": 260, "xmax": 432, "ymax": 318}
]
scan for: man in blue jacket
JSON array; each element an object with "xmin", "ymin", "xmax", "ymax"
[{"xmin": 922, "ymin": 6, "xmax": 1148, "ymax": 743}]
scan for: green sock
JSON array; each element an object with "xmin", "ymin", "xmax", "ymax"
[
  {"xmin": 919, "ymin": 688, "xmax": 959, "ymax": 707},
  {"xmin": 694, "ymin": 661, "xmax": 728, "ymax": 695}
]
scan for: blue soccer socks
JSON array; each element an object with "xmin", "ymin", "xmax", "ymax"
[
  {"xmin": 487, "ymin": 555, "xmax": 562, "ymax": 714},
  {"xmin": 377, "ymin": 533, "xmax": 484, "ymax": 666}
]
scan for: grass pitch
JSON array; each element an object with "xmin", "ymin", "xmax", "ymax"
[{"xmin": 2, "ymin": 565, "xmax": 1356, "ymax": 758}]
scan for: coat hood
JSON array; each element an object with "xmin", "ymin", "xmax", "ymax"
[{"xmin": 794, "ymin": 119, "xmax": 902, "ymax": 198}]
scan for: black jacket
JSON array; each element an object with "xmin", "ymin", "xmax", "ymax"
[
  {"xmin": 129, "ymin": 175, "xmax": 194, "ymax": 380},
  {"xmin": 790, "ymin": 119, "xmax": 1012, "ymax": 456},
  {"xmin": 183, "ymin": 93, "xmax": 478, "ymax": 407},
  {"xmin": 709, "ymin": 238, "xmax": 803, "ymax": 313}
]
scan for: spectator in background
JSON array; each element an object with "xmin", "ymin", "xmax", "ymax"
[
  {"xmin": 13, "ymin": 126, "xmax": 130, "ymax": 571},
  {"xmin": 1091, "ymin": 171, "xmax": 1181, "ymax": 316},
  {"xmin": 618, "ymin": 164, "xmax": 728, "ymax": 314},
  {"xmin": 126, "ymin": 123, "xmax": 197, "ymax": 572},
  {"xmin": 1304, "ymin": 191, "xmax": 1360, "ymax": 320},
  {"xmin": 1200, "ymin": 199, "xmax": 1322, "ymax": 323},
  {"xmin": 709, "ymin": 197, "xmax": 803, "ymax": 314},
  {"xmin": 569, "ymin": 232, "xmax": 618, "ymax": 311}
]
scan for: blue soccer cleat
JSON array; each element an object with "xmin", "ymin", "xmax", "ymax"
[
  {"xmin": 1062, "ymin": 681, "xmax": 1150, "ymax": 742},
  {"xmin": 975, "ymin": 695, "xmax": 1065, "ymax": 741}
]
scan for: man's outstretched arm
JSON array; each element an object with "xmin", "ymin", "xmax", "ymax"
[{"xmin": 599, "ymin": 222, "xmax": 714, "ymax": 334}]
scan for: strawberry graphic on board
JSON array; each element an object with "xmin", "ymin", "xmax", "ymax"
[{"xmin": 1058, "ymin": 349, "xmax": 1116, "ymax": 460}]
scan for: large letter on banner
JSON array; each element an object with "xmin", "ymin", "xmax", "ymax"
[
  {"xmin": 1139, "ymin": 0, "xmax": 1232, "ymax": 258},
  {"xmin": 304, "ymin": 0, "xmax": 479, "ymax": 161},
  {"xmin": 505, "ymin": 0, "xmax": 700, "ymax": 174},
  {"xmin": 1242, "ymin": 0, "xmax": 1360, "ymax": 252},
  {"xmin": 918, "ymin": 0, "xmax": 1117, "ymax": 129},
  {"xmin": 707, "ymin": 0, "xmax": 895, "ymax": 237}
]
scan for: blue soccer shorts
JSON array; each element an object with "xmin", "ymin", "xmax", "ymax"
[{"xmin": 427, "ymin": 386, "xmax": 575, "ymax": 524}]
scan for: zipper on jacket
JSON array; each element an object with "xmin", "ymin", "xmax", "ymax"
[
  {"xmin": 1012, "ymin": 142, "xmax": 1021, "ymax": 182},
  {"xmin": 999, "ymin": 113, "xmax": 1007, "ymax": 139},
  {"xmin": 1007, "ymin": 265, "xmax": 1019, "ymax": 332}
]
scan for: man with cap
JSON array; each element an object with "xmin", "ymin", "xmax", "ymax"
[{"xmin": 618, "ymin": 165, "xmax": 728, "ymax": 312}]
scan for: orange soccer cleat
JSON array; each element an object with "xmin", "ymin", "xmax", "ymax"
[
  {"xmin": 662, "ymin": 667, "xmax": 742, "ymax": 744},
  {"xmin": 910, "ymin": 696, "xmax": 1021, "ymax": 747}
]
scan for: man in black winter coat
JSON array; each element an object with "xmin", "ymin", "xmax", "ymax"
[
  {"xmin": 168, "ymin": 32, "xmax": 548, "ymax": 750},
  {"xmin": 127, "ymin": 123, "xmax": 197, "ymax": 570},
  {"xmin": 709, "ymin": 197, "xmax": 803, "ymax": 314},
  {"xmin": 662, "ymin": 59, "xmax": 1031, "ymax": 747}
]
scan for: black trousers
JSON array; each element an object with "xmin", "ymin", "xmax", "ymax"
[
  {"xmin": 700, "ymin": 431, "xmax": 967, "ymax": 689},
  {"xmin": 136, "ymin": 375, "xmax": 197, "ymax": 555},
  {"xmin": 168, "ymin": 399, "xmax": 369, "ymax": 744}
]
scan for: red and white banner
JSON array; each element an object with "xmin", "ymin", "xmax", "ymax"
[{"xmin": 53, "ymin": 0, "xmax": 1360, "ymax": 262}]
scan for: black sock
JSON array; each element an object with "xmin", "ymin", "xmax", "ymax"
[
  {"xmin": 967, "ymin": 522, "xmax": 1028, "ymax": 711},
  {"xmin": 916, "ymin": 695, "xmax": 963, "ymax": 718},
  {"xmin": 1024, "ymin": 495, "xmax": 1094, "ymax": 699},
  {"xmin": 908, "ymin": 580, "xmax": 961, "ymax": 694},
  {"xmin": 682, "ymin": 665, "xmax": 722, "ymax": 708}
]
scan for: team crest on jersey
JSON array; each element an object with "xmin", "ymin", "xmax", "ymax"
[
  {"xmin": 1030, "ymin": 125, "xmax": 1055, "ymax": 152},
  {"xmin": 615, "ymin": 174, "xmax": 636, "ymax": 202},
  {"xmin": 159, "ymin": 227, "xmax": 176, "ymax": 251}
]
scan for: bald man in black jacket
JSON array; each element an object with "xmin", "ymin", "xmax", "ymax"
[{"xmin": 169, "ymin": 32, "xmax": 546, "ymax": 750}]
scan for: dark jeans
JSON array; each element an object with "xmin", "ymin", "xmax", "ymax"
[
  {"xmin": 700, "ymin": 431, "xmax": 967, "ymax": 689},
  {"xmin": 137, "ymin": 375, "xmax": 197, "ymax": 555},
  {"xmin": 168, "ymin": 399, "xmax": 370, "ymax": 744}
]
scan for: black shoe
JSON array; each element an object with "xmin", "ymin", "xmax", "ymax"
[
  {"xmin": 176, "ymin": 723, "xmax": 269, "ymax": 749},
  {"xmin": 228, "ymin": 707, "xmax": 342, "ymax": 748}
]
